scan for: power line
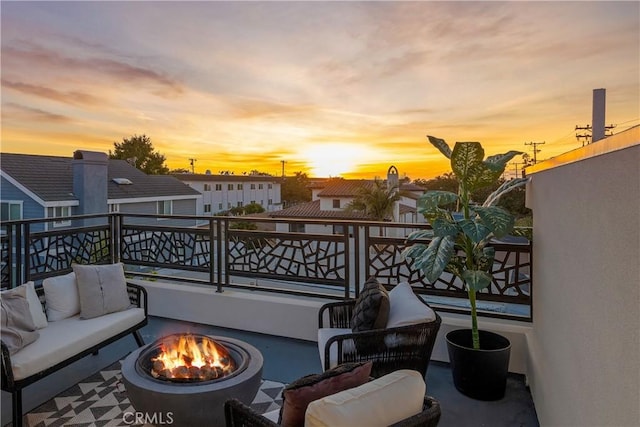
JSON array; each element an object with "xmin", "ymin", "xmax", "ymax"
[{"xmin": 524, "ymin": 141, "xmax": 545, "ymax": 164}]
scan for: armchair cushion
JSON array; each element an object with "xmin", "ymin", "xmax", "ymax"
[
  {"xmin": 279, "ymin": 361, "xmax": 372, "ymax": 427},
  {"xmin": 350, "ymin": 277, "xmax": 389, "ymax": 332},
  {"xmin": 2, "ymin": 281, "xmax": 47, "ymax": 329},
  {"xmin": 1, "ymin": 290, "xmax": 40, "ymax": 354},
  {"xmin": 386, "ymin": 282, "xmax": 436, "ymax": 328},
  {"xmin": 305, "ymin": 369, "xmax": 426, "ymax": 427}
]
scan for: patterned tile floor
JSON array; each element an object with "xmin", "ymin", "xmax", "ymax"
[{"xmin": 24, "ymin": 361, "xmax": 284, "ymax": 427}]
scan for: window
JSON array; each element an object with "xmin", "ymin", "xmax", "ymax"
[
  {"xmin": 48, "ymin": 206, "xmax": 71, "ymax": 227},
  {"xmin": 250, "ymin": 200, "xmax": 256, "ymax": 205},
  {"xmin": 250, "ymin": 184, "xmax": 256, "ymax": 190},
  {"xmin": 227, "ymin": 202, "xmax": 232, "ymax": 209},
  {"xmin": 289, "ymin": 223, "xmax": 305, "ymax": 233},
  {"xmin": 109, "ymin": 204, "xmax": 120, "ymax": 213},
  {"xmin": 215, "ymin": 184, "xmax": 222, "ymax": 191},
  {"xmin": 268, "ymin": 184, "xmax": 273, "ymax": 189},
  {"xmin": 238, "ymin": 184, "xmax": 243, "ymax": 190},
  {"xmin": 268, "ymin": 199, "xmax": 273, "ymax": 205},
  {"xmin": 204, "ymin": 184, "xmax": 212, "ymax": 191},
  {"xmin": 332, "ymin": 199, "xmax": 340, "ymax": 208},
  {"xmin": 204, "ymin": 204, "xmax": 211, "ymax": 213},
  {"xmin": 258, "ymin": 184, "xmax": 264, "ymax": 189},
  {"xmin": 237, "ymin": 201, "xmax": 243, "ymax": 207},
  {"xmin": 157, "ymin": 200, "xmax": 172, "ymax": 215},
  {"xmin": 333, "ymin": 224, "xmax": 346, "ymax": 235},
  {"xmin": 218, "ymin": 203, "xmax": 223, "ymax": 210},
  {"xmin": 228, "ymin": 184, "xmax": 234, "ymax": 190},
  {"xmin": 0, "ymin": 201, "xmax": 22, "ymax": 221}
]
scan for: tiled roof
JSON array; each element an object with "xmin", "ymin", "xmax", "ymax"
[
  {"xmin": 399, "ymin": 204, "xmax": 416, "ymax": 215},
  {"xmin": 317, "ymin": 180, "xmax": 373, "ymax": 197},
  {"xmin": 400, "ymin": 183, "xmax": 426, "ymax": 192},
  {"xmin": 269, "ymin": 200, "xmax": 370, "ymax": 220},
  {"xmin": 1, "ymin": 153, "xmax": 199, "ymax": 202}
]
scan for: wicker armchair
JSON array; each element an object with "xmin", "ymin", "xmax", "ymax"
[
  {"xmin": 318, "ymin": 298, "xmax": 441, "ymax": 379},
  {"xmin": 224, "ymin": 395, "xmax": 441, "ymax": 427}
]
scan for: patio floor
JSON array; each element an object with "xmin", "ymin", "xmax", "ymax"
[{"xmin": 1, "ymin": 316, "xmax": 539, "ymax": 426}]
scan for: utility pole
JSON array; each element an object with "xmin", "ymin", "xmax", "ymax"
[
  {"xmin": 524, "ymin": 141, "xmax": 545, "ymax": 164},
  {"xmin": 189, "ymin": 158, "xmax": 197, "ymax": 174},
  {"xmin": 281, "ymin": 160, "xmax": 286, "ymax": 177}
]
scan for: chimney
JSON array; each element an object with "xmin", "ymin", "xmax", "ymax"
[
  {"xmin": 592, "ymin": 88, "xmax": 606, "ymax": 143},
  {"xmin": 73, "ymin": 150, "xmax": 108, "ymax": 217},
  {"xmin": 387, "ymin": 165, "xmax": 400, "ymax": 221}
]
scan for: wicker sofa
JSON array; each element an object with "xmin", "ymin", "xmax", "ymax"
[
  {"xmin": 317, "ymin": 282, "xmax": 441, "ymax": 379},
  {"xmin": 225, "ymin": 369, "xmax": 442, "ymax": 427},
  {"xmin": 1, "ymin": 269, "xmax": 148, "ymax": 427}
]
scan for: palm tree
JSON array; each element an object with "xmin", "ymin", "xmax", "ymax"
[{"xmin": 345, "ymin": 179, "xmax": 404, "ymax": 221}]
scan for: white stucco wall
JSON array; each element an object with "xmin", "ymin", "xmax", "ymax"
[{"xmin": 526, "ymin": 128, "xmax": 639, "ymax": 427}]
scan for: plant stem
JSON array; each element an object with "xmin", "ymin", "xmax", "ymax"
[{"xmin": 469, "ymin": 289, "xmax": 480, "ymax": 349}]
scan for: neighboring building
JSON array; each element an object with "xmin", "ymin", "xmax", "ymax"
[
  {"xmin": 0, "ymin": 151, "xmax": 201, "ymax": 231},
  {"xmin": 172, "ymin": 172, "xmax": 282, "ymax": 216},
  {"xmin": 270, "ymin": 166, "xmax": 426, "ymax": 234}
]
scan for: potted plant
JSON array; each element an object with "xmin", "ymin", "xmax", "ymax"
[{"xmin": 403, "ymin": 135, "xmax": 528, "ymax": 400}]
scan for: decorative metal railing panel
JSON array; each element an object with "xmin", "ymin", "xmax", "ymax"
[
  {"xmin": 227, "ymin": 230, "xmax": 346, "ymax": 286},
  {"xmin": 28, "ymin": 226, "xmax": 111, "ymax": 280},
  {"xmin": 120, "ymin": 226, "xmax": 212, "ymax": 271},
  {"xmin": 0, "ymin": 233, "xmax": 9, "ymax": 286},
  {"xmin": 367, "ymin": 236, "xmax": 531, "ymax": 304}
]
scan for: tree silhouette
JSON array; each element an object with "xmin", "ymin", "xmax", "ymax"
[
  {"xmin": 110, "ymin": 134, "xmax": 169, "ymax": 175},
  {"xmin": 345, "ymin": 179, "xmax": 404, "ymax": 221}
]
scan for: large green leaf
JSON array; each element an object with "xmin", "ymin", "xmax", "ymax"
[
  {"xmin": 432, "ymin": 218, "xmax": 459, "ymax": 237},
  {"xmin": 417, "ymin": 191, "xmax": 458, "ymax": 213},
  {"xmin": 459, "ymin": 219, "xmax": 491, "ymax": 243},
  {"xmin": 472, "ymin": 206, "xmax": 514, "ymax": 238},
  {"xmin": 451, "ymin": 142, "xmax": 484, "ymax": 184},
  {"xmin": 416, "ymin": 235, "xmax": 455, "ymax": 283},
  {"xmin": 485, "ymin": 151, "xmax": 524, "ymax": 168},
  {"xmin": 402, "ymin": 243, "xmax": 428, "ymax": 264},
  {"xmin": 462, "ymin": 270, "xmax": 493, "ymax": 291},
  {"xmin": 483, "ymin": 177, "xmax": 529, "ymax": 207},
  {"xmin": 427, "ymin": 135, "xmax": 452, "ymax": 159},
  {"xmin": 405, "ymin": 229, "xmax": 434, "ymax": 242}
]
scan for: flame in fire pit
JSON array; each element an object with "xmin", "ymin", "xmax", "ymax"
[{"xmin": 151, "ymin": 334, "xmax": 237, "ymax": 381}]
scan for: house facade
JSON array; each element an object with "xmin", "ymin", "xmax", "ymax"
[
  {"xmin": 0, "ymin": 151, "xmax": 201, "ymax": 231},
  {"xmin": 172, "ymin": 173, "xmax": 282, "ymax": 216},
  {"xmin": 270, "ymin": 166, "xmax": 426, "ymax": 234}
]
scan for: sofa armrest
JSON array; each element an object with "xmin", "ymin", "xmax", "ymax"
[
  {"xmin": 1, "ymin": 340, "xmax": 15, "ymax": 389},
  {"xmin": 126, "ymin": 282, "xmax": 148, "ymax": 318},
  {"xmin": 318, "ymin": 300, "xmax": 356, "ymax": 329},
  {"xmin": 389, "ymin": 395, "xmax": 441, "ymax": 427},
  {"xmin": 224, "ymin": 398, "xmax": 278, "ymax": 427}
]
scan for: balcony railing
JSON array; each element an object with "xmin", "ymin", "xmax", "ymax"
[{"xmin": 1, "ymin": 212, "xmax": 532, "ymax": 320}]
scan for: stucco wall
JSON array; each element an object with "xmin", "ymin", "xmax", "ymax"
[{"xmin": 526, "ymin": 135, "xmax": 639, "ymax": 426}]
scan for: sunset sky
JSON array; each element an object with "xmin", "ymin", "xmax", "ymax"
[{"xmin": 1, "ymin": 1, "xmax": 638, "ymax": 179}]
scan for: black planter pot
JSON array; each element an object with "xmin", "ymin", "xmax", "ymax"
[{"xmin": 446, "ymin": 329, "xmax": 511, "ymax": 401}]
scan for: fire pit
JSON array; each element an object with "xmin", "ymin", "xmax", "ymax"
[{"xmin": 121, "ymin": 333, "xmax": 263, "ymax": 426}]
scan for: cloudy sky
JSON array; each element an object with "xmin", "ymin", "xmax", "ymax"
[{"xmin": 2, "ymin": 1, "xmax": 638, "ymax": 179}]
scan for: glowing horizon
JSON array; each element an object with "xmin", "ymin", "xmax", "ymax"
[{"xmin": 1, "ymin": 2, "xmax": 638, "ymax": 180}]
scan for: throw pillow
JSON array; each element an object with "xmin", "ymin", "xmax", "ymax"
[
  {"xmin": 350, "ymin": 277, "xmax": 390, "ymax": 332},
  {"xmin": 386, "ymin": 282, "xmax": 436, "ymax": 328},
  {"xmin": 1, "ymin": 281, "xmax": 48, "ymax": 329},
  {"xmin": 43, "ymin": 272, "xmax": 80, "ymax": 321},
  {"xmin": 73, "ymin": 263, "xmax": 131, "ymax": 319},
  {"xmin": 1, "ymin": 290, "xmax": 40, "ymax": 354},
  {"xmin": 278, "ymin": 361, "xmax": 372, "ymax": 427}
]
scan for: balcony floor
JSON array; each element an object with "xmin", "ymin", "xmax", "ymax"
[{"xmin": 2, "ymin": 316, "xmax": 538, "ymax": 426}]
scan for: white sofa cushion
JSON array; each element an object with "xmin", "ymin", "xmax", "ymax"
[
  {"xmin": 317, "ymin": 328, "xmax": 353, "ymax": 370},
  {"xmin": 305, "ymin": 369, "xmax": 426, "ymax": 427},
  {"xmin": 9, "ymin": 307, "xmax": 145, "ymax": 381},
  {"xmin": 43, "ymin": 272, "xmax": 80, "ymax": 321},
  {"xmin": 386, "ymin": 282, "xmax": 436, "ymax": 328}
]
